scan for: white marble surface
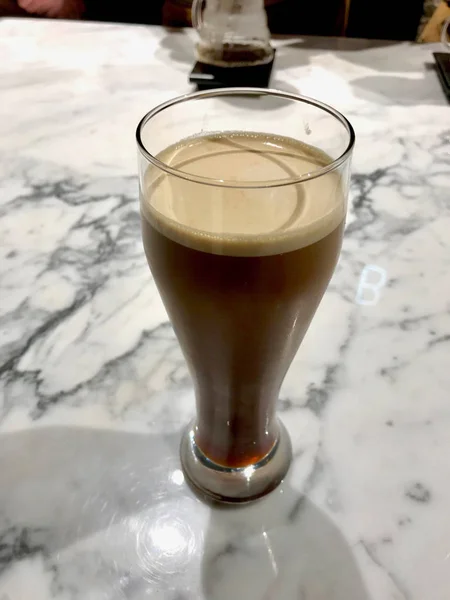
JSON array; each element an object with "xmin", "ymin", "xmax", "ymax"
[{"xmin": 0, "ymin": 17, "xmax": 450, "ymax": 600}]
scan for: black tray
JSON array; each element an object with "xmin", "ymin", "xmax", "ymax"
[{"xmin": 189, "ymin": 52, "xmax": 276, "ymax": 90}]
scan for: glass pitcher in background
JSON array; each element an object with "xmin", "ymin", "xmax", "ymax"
[
  {"xmin": 191, "ymin": 0, "xmax": 274, "ymax": 67},
  {"xmin": 442, "ymin": 17, "xmax": 450, "ymax": 48}
]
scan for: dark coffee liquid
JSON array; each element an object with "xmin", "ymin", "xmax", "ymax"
[
  {"xmin": 197, "ymin": 43, "xmax": 273, "ymax": 67},
  {"xmin": 141, "ymin": 132, "xmax": 345, "ymax": 468},
  {"xmin": 142, "ymin": 218, "xmax": 343, "ymax": 467}
]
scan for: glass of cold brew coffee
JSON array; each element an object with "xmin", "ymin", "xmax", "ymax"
[{"xmin": 137, "ymin": 89, "xmax": 354, "ymax": 503}]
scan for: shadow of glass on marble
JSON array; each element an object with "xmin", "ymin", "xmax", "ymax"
[
  {"xmin": 273, "ymin": 38, "xmax": 446, "ymax": 107},
  {"xmin": 0, "ymin": 426, "xmax": 370, "ymax": 599},
  {"xmin": 349, "ymin": 73, "xmax": 448, "ymax": 106},
  {"xmin": 273, "ymin": 37, "xmax": 413, "ymax": 73},
  {"xmin": 217, "ymin": 89, "xmax": 294, "ymax": 110},
  {"xmin": 0, "ymin": 427, "xmax": 207, "ymax": 598},
  {"xmin": 200, "ymin": 472, "xmax": 372, "ymax": 600},
  {"xmin": 273, "ymin": 36, "xmax": 399, "ymax": 52},
  {"xmin": 269, "ymin": 79, "xmax": 303, "ymax": 96},
  {"xmin": 157, "ymin": 29, "xmax": 196, "ymax": 66}
]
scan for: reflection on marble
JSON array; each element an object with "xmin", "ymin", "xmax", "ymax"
[
  {"xmin": 0, "ymin": 17, "xmax": 450, "ymax": 600},
  {"xmin": 0, "ymin": 427, "xmax": 370, "ymax": 600}
]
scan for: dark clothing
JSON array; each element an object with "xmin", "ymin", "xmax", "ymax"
[
  {"xmin": 266, "ymin": 0, "xmax": 346, "ymax": 36},
  {"xmin": 346, "ymin": 0, "xmax": 425, "ymax": 40},
  {"xmin": 84, "ymin": 0, "xmax": 424, "ymax": 41},
  {"xmin": 84, "ymin": 0, "xmax": 164, "ymax": 24}
]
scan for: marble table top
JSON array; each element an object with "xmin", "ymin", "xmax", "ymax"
[{"xmin": 0, "ymin": 17, "xmax": 449, "ymax": 600}]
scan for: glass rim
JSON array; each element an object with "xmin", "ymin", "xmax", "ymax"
[{"xmin": 136, "ymin": 87, "xmax": 355, "ymax": 189}]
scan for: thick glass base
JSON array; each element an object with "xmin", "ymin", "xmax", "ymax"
[{"xmin": 180, "ymin": 420, "xmax": 292, "ymax": 503}]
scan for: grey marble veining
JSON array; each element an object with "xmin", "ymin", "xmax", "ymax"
[{"xmin": 0, "ymin": 18, "xmax": 449, "ymax": 600}]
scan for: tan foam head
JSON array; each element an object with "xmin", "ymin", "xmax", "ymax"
[{"xmin": 141, "ymin": 132, "xmax": 345, "ymax": 256}]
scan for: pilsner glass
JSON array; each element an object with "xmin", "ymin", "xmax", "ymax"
[{"xmin": 137, "ymin": 89, "xmax": 354, "ymax": 502}]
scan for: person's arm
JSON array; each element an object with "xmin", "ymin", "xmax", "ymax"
[{"xmin": 17, "ymin": 0, "xmax": 84, "ymax": 18}]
